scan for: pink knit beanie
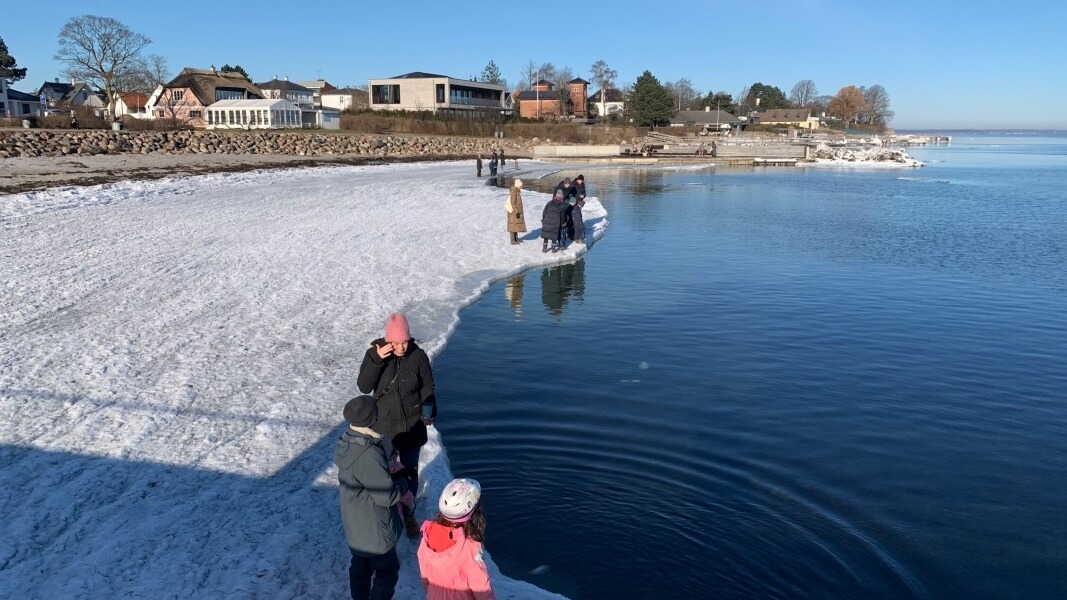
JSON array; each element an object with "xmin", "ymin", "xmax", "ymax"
[{"xmin": 384, "ymin": 312, "xmax": 410, "ymax": 342}]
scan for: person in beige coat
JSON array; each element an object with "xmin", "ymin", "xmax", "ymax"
[{"xmin": 506, "ymin": 179, "xmax": 526, "ymax": 245}]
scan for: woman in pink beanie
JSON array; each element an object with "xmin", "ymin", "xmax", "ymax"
[{"xmin": 357, "ymin": 311, "xmax": 437, "ymax": 538}]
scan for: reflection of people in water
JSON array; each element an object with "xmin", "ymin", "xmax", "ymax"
[
  {"xmin": 540, "ymin": 259, "xmax": 586, "ymax": 317},
  {"xmin": 504, "ymin": 273, "xmax": 525, "ymax": 317}
]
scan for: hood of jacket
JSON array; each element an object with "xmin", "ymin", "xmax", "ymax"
[{"xmin": 422, "ymin": 520, "xmax": 466, "ymax": 554}]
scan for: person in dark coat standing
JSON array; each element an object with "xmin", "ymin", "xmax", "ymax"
[
  {"xmin": 357, "ymin": 312, "xmax": 437, "ymax": 536},
  {"xmin": 476, "ymin": 155, "xmax": 483, "ymax": 177},
  {"xmin": 488, "ymin": 151, "xmax": 498, "ymax": 177},
  {"xmin": 335, "ymin": 395, "xmax": 416, "ymax": 600},
  {"xmin": 553, "ymin": 178, "xmax": 574, "ymax": 247},
  {"xmin": 569, "ymin": 196, "xmax": 587, "ymax": 245},
  {"xmin": 554, "ymin": 177, "xmax": 572, "ymax": 198},
  {"xmin": 571, "ymin": 174, "xmax": 587, "ymax": 200},
  {"xmin": 541, "ymin": 189, "xmax": 566, "ymax": 253}
]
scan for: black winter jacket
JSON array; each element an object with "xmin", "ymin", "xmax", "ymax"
[
  {"xmin": 357, "ymin": 339, "xmax": 436, "ymax": 450},
  {"xmin": 541, "ymin": 198, "xmax": 565, "ymax": 241}
]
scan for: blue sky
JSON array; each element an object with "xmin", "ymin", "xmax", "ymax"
[{"xmin": 5, "ymin": 0, "xmax": 1066, "ymax": 129}]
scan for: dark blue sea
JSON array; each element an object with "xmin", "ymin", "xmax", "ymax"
[{"xmin": 434, "ymin": 132, "xmax": 1067, "ymax": 599}]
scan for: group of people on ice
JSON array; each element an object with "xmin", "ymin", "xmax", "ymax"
[
  {"xmin": 476, "ymin": 150, "xmax": 508, "ymax": 178},
  {"xmin": 335, "ymin": 173, "xmax": 592, "ymax": 599},
  {"xmin": 504, "ymin": 174, "xmax": 588, "ymax": 251},
  {"xmin": 336, "ymin": 312, "xmax": 493, "ymax": 600}
]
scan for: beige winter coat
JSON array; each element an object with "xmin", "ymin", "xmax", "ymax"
[{"xmin": 506, "ymin": 187, "xmax": 526, "ymax": 233}]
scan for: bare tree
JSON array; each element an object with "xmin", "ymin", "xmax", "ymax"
[
  {"xmin": 589, "ymin": 60, "xmax": 618, "ymax": 118},
  {"xmin": 735, "ymin": 85, "xmax": 751, "ymax": 115},
  {"xmin": 115, "ymin": 53, "xmax": 169, "ymax": 96},
  {"xmin": 666, "ymin": 78, "xmax": 699, "ymax": 111},
  {"xmin": 862, "ymin": 84, "xmax": 894, "ymax": 126},
  {"xmin": 55, "ymin": 15, "xmax": 152, "ymax": 121},
  {"xmin": 789, "ymin": 79, "xmax": 818, "ymax": 107},
  {"xmin": 516, "ymin": 60, "xmax": 539, "ymax": 91},
  {"xmin": 550, "ymin": 65, "xmax": 574, "ymax": 117}
]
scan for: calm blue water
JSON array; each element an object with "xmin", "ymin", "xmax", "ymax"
[{"xmin": 434, "ymin": 133, "xmax": 1067, "ymax": 599}]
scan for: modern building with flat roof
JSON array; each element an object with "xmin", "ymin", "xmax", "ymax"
[{"xmin": 368, "ymin": 72, "xmax": 505, "ymax": 117}]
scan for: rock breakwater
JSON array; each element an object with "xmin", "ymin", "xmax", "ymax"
[{"xmin": 0, "ymin": 130, "xmax": 528, "ymax": 159}]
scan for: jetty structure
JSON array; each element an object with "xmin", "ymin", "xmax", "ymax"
[{"xmin": 532, "ymin": 130, "xmax": 925, "ymax": 167}]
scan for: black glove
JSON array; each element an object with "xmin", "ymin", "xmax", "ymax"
[{"xmin": 391, "ymin": 467, "xmax": 417, "ymax": 482}]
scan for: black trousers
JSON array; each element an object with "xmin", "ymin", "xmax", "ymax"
[{"xmin": 349, "ymin": 546, "xmax": 399, "ymax": 600}]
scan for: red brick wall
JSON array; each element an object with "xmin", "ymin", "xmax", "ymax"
[{"xmin": 519, "ymin": 98, "xmax": 561, "ymax": 119}]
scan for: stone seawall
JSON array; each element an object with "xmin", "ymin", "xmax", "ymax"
[{"xmin": 0, "ymin": 130, "xmax": 529, "ymax": 159}]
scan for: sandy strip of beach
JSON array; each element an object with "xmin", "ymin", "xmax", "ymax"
[{"xmin": 0, "ymin": 152, "xmax": 486, "ymax": 195}]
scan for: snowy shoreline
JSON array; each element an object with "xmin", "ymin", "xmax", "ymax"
[{"xmin": 0, "ymin": 161, "xmax": 597, "ymax": 599}]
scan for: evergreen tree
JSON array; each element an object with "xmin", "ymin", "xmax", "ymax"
[
  {"xmin": 220, "ymin": 64, "xmax": 251, "ymax": 82},
  {"xmin": 480, "ymin": 60, "xmax": 505, "ymax": 87},
  {"xmin": 0, "ymin": 37, "xmax": 27, "ymax": 82},
  {"xmin": 627, "ymin": 70, "xmax": 674, "ymax": 127},
  {"xmin": 745, "ymin": 82, "xmax": 790, "ymax": 110}
]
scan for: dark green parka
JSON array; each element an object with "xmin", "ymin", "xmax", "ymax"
[{"xmin": 334, "ymin": 429, "xmax": 409, "ymax": 555}]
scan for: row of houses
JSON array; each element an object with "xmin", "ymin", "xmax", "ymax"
[{"xmin": 4, "ymin": 66, "xmax": 823, "ymax": 132}]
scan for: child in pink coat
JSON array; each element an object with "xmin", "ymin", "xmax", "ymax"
[{"xmin": 417, "ymin": 478, "xmax": 495, "ymax": 600}]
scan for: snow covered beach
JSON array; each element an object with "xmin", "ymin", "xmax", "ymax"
[{"xmin": 0, "ymin": 162, "xmax": 603, "ymax": 599}]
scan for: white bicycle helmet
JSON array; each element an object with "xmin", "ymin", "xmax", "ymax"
[{"xmin": 438, "ymin": 478, "xmax": 481, "ymax": 523}]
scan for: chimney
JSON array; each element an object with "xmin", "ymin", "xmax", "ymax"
[
  {"xmin": 284, "ymin": 75, "xmax": 288, "ymax": 81},
  {"xmin": 210, "ymin": 65, "xmax": 217, "ymax": 74},
  {"xmin": 55, "ymin": 78, "xmax": 60, "ymax": 83}
]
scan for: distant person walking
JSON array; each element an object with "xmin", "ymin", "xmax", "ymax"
[
  {"xmin": 335, "ymin": 395, "xmax": 416, "ymax": 600},
  {"xmin": 505, "ymin": 178, "xmax": 526, "ymax": 245},
  {"xmin": 488, "ymin": 152, "xmax": 498, "ymax": 177},
  {"xmin": 476, "ymin": 155, "xmax": 483, "ymax": 177},
  {"xmin": 417, "ymin": 478, "xmax": 495, "ymax": 600}
]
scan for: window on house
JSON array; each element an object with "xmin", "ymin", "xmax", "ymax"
[
  {"xmin": 173, "ymin": 90, "xmax": 184, "ymax": 101},
  {"xmin": 157, "ymin": 109, "xmax": 165, "ymax": 117},
  {"xmin": 372, "ymin": 84, "xmax": 401, "ymax": 105},
  {"xmin": 436, "ymin": 84, "xmax": 445, "ymax": 104},
  {"xmin": 216, "ymin": 89, "xmax": 244, "ymax": 101},
  {"xmin": 190, "ymin": 110, "xmax": 202, "ymax": 119}
]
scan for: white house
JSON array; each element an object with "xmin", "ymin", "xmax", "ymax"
[
  {"xmin": 294, "ymin": 79, "xmax": 336, "ymax": 109},
  {"xmin": 321, "ymin": 87, "xmax": 368, "ymax": 112},
  {"xmin": 1, "ymin": 80, "xmax": 44, "ymax": 119},
  {"xmin": 206, "ymin": 99, "xmax": 303, "ymax": 129},
  {"xmin": 113, "ymin": 92, "xmax": 150, "ymax": 119},
  {"xmin": 255, "ymin": 78, "xmax": 314, "ymax": 109},
  {"xmin": 35, "ymin": 80, "xmax": 105, "ymax": 111},
  {"xmin": 368, "ymin": 72, "xmax": 504, "ymax": 116},
  {"xmin": 587, "ymin": 88, "xmax": 626, "ymax": 120}
]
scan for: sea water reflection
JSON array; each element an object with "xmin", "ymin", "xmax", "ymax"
[{"xmin": 437, "ymin": 138, "xmax": 1067, "ymax": 599}]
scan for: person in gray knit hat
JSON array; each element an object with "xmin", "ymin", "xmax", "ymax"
[{"xmin": 334, "ymin": 395, "xmax": 416, "ymax": 600}]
